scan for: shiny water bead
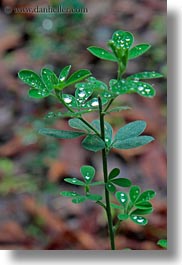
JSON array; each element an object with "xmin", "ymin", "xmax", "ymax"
[
  {"xmin": 130, "ymin": 215, "xmax": 148, "ymax": 225},
  {"xmin": 62, "ymin": 94, "xmax": 78, "ymax": 108}
]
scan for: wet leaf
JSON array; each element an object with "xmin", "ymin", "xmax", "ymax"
[
  {"xmin": 72, "ymin": 196, "xmax": 87, "ymax": 204},
  {"xmin": 115, "ymin": 191, "xmax": 128, "ymax": 207},
  {"xmin": 87, "ymin": 46, "xmax": 117, "ymax": 61},
  {"xmin": 38, "ymin": 128, "xmax": 85, "ymax": 139},
  {"xmin": 59, "ymin": 65, "xmax": 71, "ymax": 82},
  {"xmin": 106, "ymin": 182, "xmax": 116, "ymax": 193},
  {"xmin": 28, "ymin": 89, "xmax": 50, "ymax": 98},
  {"xmin": 129, "ymin": 186, "xmax": 141, "ymax": 203},
  {"xmin": 82, "ymin": 135, "xmax": 105, "ymax": 152},
  {"xmin": 136, "ymin": 190, "xmax": 156, "ymax": 203},
  {"xmin": 18, "ymin": 70, "xmax": 45, "ymax": 90},
  {"xmin": 109, "ymin": 168, "xmax": 120, "ymax": 180},
  {"xmin": 64, "ymin": 69, "xmax": 91, "ymax": 87},
  {"xmin": 130, "ymin": 215, "xmax": 148, "ymax": 225},
  {"xmin": 64, "ymin": 178, "xmax": 85, "ymax": 186},
  {"xmin": 111, "ymin": 30, "xmax": 134, "ymax": 50},
  {"xmin": 60, "ymin": 191, "xmax": 80, "ymax": 197},
  {"xmin": 62, "ymin": 94, "xmax": 78, "ymax": 108},
  {"xmin": 111, "ymin": 178, "xmax": 131, "ymax": 187},
  {"xmin": 127, "ymin": 71, "xmax": 163, "ymax": 80},
  {"xmin": 128, "ymin": 44, "xmax": 151, "ymax": 59},
  {"xmin": 41, "ymin": 68, "xmax": 58, "ymax": 90},
  {"xmin": 80, "ymin": 165, "xmax": 95, "ymax": 184}
]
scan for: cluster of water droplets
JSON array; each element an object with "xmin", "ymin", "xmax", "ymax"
[{"xmin": 112, "ymin": 31, "xmax": 133, "ymax": 50}]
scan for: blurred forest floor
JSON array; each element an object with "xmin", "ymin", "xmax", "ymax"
[{"xmin": 0, "ymin": 0, "xmax": 166, "ymax": 250}]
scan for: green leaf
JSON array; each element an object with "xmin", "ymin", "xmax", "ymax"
[
  {"xmin": 68, "ymin": 118, "xmax": 93, "ymax": 133},
  {"xmin": 157, "ymin": 239, "xmax": 167, "ymax": 249},
  {"xmin": 64, "ymin": 69, "xmax": 91, "ymax": 87},
  {"xmin": 111, "ymin": 30, "xmax": 134, "ymax": 50},
  {"xmin": 110, "ymin": 79, "xmax": 156, "ymax": 98},
  {"xmin": 130, "ymin": 208, "xmax": 153, "ymax": 215},
  {"xmin": 105, "ymin": 106, "xmax": 131, "ymax": 114},
  {"xmin": 111, "ymin": 178, "xmax": 131, "ymax": 187},
  {"xmin": 130, "ymin": 215, "xmax": 148, "ymax": 225},
  {"xmin": 72, "ymin": 196, "xmax": 86, "ymax": 204},
  {"xmin": 80, "ymin": 165, "xmax": 95, "ymax": 184},
  {"xmin": 110, "ymin": 203, "xmax": 121, "ymax": 209},
  {"xmin": 129, "ymin": 186, "xmax": 141, "ymax": 203},
  {"xmin": 28, "ymin": 89, "xmax": 50, "ymax": 98},
  {"xmin": 41, "ymin": 68, "xmax": 58, "ymax": 90},
  {"xmin": 86, "ymin": 193, "xmax": 102, "ymax": 201},
  {"xmin": 106, "ymin": 182, "xmax": 116, "ymax": 193},
  {"xmin": 109, "ymin": 168, "xmax": 120, "ymax": 180},
  {"xmin": 60, "ymin": 191, "xmax": 80, "ymax": 197},
  {"xmin": 127, "ymin": 71, "xmax": 163, "ymax": 80},
  {"xmin": 64, "ymin": 178, "xmax": 85, "ymax": 186},
  {"xmin": 59, "ymin": 65, "xmax": 71, "ymax": 82},
  {"xmin": 18, "ymin": 70, "xmax": 45, "ymax": 90},
  {"xmin": 128, "ymin": 44, "xmax": 151, "ymax": 59},
  {"xmin": 135, "ymin": 201, "xmax": 153, "ymax": 210},
  {"xmin": 114, "ymin": 121, "xmax": 147, "ymax": 141},
  {"xmin": 136, "ymin": 190, "xmax": 156, "ymax": 203},
  {"xmin": 82, "ymin": 134, "xmax": 105, "ymax": 152},
  {"xmin": 117, "ymin": 214, "xmax": 129, "ymax": 221},
  {"xmin": 115, "ymin": 191, "xmax": 128, "ymax": 207},
  {"xmin": 38, "ymin": 128, "xmax": 85, "ymax": 139},
  {"xmin": 87, "ymin": 46, "xmax": 117, "ymax": 62},
  {"xmin": 62, "ymin": 94, "xmax": 78, "ymax": 108},
  {"xmin": 89, "ymin": 181, "xmax": 104, "ymax": 186},
  {"xmin": 113, "ymin": 136, "xmax": 154, "ymax": 149}
]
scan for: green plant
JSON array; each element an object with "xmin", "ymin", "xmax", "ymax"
[{"xmin": 18, "ymin": 30, "xmax": 163, "ymax": 250}]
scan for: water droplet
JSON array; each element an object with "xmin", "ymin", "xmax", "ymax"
[
  {"xmin": 64, "ymin": 97, "xmax": 72, "ymax": 104},
  {"xmin": 78, "ymin": 91, "xmax": 86, "ymax": 98},
  {"xmin": 72, "ymin": 178, "xmax": 77, "ymax": 183},
  {"xmin": 121, "ymin": 198, "xmax": 126, "ymax": 203},
  {"xmin": 126, "ymin": 38, "xmax": 130, "ymax": 41},
  {"xmin": 85, "ymin": 175, "xmax": 90, "ymax": 180},
  {"xmin": 138, "ymin": 86, "xmax": 144, "ymax": 91},
  {"xmin": 91, "ymin": 100, "xmax": 99, "ymax": 107},
  {"xmin": 60, "ymin": 77, "xmax": 65, "ymax": 82},
  {"xmin": 101, "ymin": 51, "xmax": 105, "ymax": 55},
  {"xmin": 145, "ymin": 89, "xmax": 151, "ymax": 93}
]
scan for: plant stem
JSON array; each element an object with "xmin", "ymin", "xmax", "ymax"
[{"xmin": 98, "ymin": 96, "xmax": 115, "ymax": 250}]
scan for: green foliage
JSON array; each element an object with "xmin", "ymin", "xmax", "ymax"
[
  {"xmin": 112, "ymin": 186, "xmax": 156, "ymax": 226},
  {"xmin": 112, "ymin": 121, "xmax": 154, "ymax": 149},
  {"xmin": 157, "ymin": 239, "xmax": 168, "ymax": 249},
  {"xmin": 18, "ymin": 29, "xmax": 162, "ymax": 250}
]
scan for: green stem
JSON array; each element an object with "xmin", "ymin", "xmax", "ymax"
[{"xmin": 98, "ymin": 96, "xmax": 115, "ymax": 250}]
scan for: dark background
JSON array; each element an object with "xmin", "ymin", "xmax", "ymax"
[{"xmin": 0, "ymin": 0, "xmax": 166, "ymax": 250}]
